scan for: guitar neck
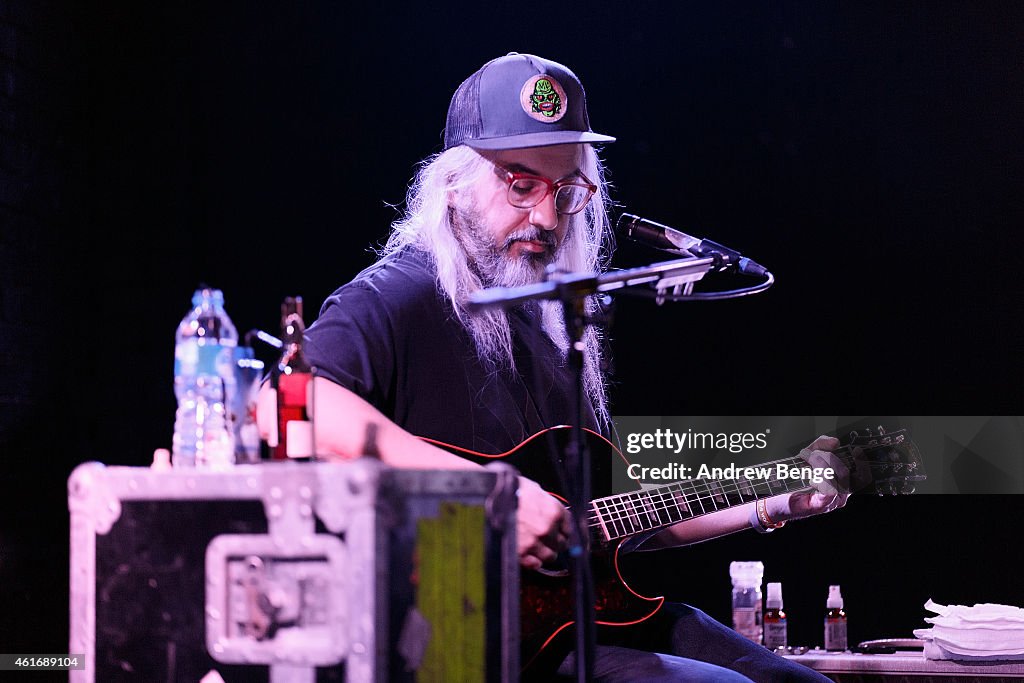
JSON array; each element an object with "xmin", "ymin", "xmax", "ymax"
[{"xmin": 588, "ymin": 448, "xmax": 857, "ymax": 542}]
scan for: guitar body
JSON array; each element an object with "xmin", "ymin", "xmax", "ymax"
[
  {"xmin": 424, "ymin": 426, "xmax": 666, "ymax": 672},
  {"xmin": 518, "ymin": 540, "xmax": 665, "ymax": 673}
]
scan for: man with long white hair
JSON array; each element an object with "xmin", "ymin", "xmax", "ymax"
[{"xmin": 264, "ymin": 53, "xmax": 838, "ymax": 681}]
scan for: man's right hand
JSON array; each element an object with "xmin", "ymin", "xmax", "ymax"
[{"xmin": 516, "ymin": 477, "xmax": 570, "ymax": 570}]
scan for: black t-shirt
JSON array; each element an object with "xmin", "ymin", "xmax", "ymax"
[{"xmin": 305, "ymin": 247, "xmax": 598, "ymax": 455}]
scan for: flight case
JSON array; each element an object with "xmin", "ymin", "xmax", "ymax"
[{"xmin": 68, "ymin": 459, "xmax": 519, "ymax": 682}]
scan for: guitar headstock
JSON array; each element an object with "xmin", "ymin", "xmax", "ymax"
[{"xmin": 844, "ymin": 426, "xmax": 926, "ymax": 495}]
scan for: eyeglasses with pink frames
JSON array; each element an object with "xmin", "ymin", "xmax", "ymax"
[{"xmin": 490, "ymin": 162, "xmax": 597, "ymax": 215}]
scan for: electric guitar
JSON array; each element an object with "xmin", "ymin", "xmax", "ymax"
[{"xmin": 426, "ymin": 425, "xmax": 925, "ymax": 673}]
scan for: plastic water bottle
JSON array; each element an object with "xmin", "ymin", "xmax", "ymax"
[
  {"xmin": 172, "ymin": 287, "xmax": 238, "ymax": 468},
  {"xmin": 730, "ymin": 561, "xmax": 764, "ymax": 644}
]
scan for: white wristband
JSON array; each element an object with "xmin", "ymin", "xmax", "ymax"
[{"xmin": 749, "ymin": 506, "xmax": 774, "ymax": 534}]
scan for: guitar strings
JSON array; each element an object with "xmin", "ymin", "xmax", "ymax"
[
  {"xmin": 591, "ymin": 452, "xmax": 837, "ymax": 517},
  {"xmin": 587, "ymin": 478, "xmax": 797, "ymax": 533},
  {"xmin": 586, "ymin": 469, "xmax": 802, "ymax": 534},
  {"xmin": 583, "ymin": 448, "xmax": 861, "ymax": 538},
  {"xmin": 598, "ymin": 443, "xmax": 862, "ymax": 512}
]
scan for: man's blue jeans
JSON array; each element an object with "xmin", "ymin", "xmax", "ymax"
[{"xmin": 556, "ymin": 603, "xmax": 831, "ymax": 682}]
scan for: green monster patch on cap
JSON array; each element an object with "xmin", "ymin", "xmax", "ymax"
[{"xmin": 519, "ymin": 74, "xmax": 567, "ymax": 123}]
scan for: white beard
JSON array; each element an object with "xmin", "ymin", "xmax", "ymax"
[{"xmin": 451, "ymin": 205, "xmax": 560, "ymax": 288}]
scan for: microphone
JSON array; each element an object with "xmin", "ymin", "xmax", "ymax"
[{"xmin": 616, "ymin": 213, "xmax": 769, "ymax": 277}]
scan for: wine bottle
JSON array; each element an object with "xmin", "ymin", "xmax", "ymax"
[{"xmin": 272, "ymin": 296, "xmax": 314, "ymax": 460}]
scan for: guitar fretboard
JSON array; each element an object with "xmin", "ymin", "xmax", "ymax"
[{"xmin": 588, "ymin": 451, "xmax": 852, "ymax": 542}]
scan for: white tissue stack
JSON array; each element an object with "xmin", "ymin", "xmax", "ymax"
[{"xmin": 914, "ymin": 599, "xmax": 1024, "ymax": 661}]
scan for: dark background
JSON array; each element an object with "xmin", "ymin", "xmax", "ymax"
[{"xmin": 2, "ymin": 0, "xmax": 1023, "ymax": 662}]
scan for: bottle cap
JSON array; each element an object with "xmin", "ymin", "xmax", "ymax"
[
  {"xmin": 827, "ymin": 584, "xmax": 844, "ymax": 608},
  {"xmin": 151, "ymin": 448, "xmax": 172, "ymax": 471},
  {"xmin": 729, "ymin": 561, "xmax": 764, "ymax": 587},
  {"xmin": 191, "ymin": 288, "xmax": 225, "ymax": 308},
  {"xmin": 766, "ymin": 582, "xmax": 783, "ymax": 609}
]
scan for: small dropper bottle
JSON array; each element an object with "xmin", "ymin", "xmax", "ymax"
[
  {"xmin": 764, "ymin": 582, "xmax": 787, "ymax": 649},
  {"xmin": 824, "ymin": 584, "xmax": 848, "ymax": 651}
]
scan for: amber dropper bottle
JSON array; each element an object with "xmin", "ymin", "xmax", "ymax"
[
  {"xmin": 764, "ymin": 582, "xmax": 788, "ymax": 649},
  {"xmin": 824, "ymin": 584, "xmax": 848, "ymax": 651}
]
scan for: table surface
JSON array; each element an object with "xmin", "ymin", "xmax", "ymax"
[{"xmin": 785, "ymin": 650, "xmax": 1024, "ymax": 676}]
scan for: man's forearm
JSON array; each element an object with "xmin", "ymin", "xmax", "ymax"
[
  {"xmin": 260, "ymin": 379, "xmax": 570, "ymax": 570},
  {"xmin": 632, "ymin": 502, "xmax": 758, "ymax": 551},
  {"xmin": 257, "ymin": 376, "xmax": 482, "ymax": 471}
]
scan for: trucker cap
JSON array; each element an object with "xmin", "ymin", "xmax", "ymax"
[{"xmin": 444, "ymin": 52, "xmax": 615, "ymax": 150}]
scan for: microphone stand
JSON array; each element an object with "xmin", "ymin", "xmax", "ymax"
[
  {"xmin": 467, "ymin": 253, "xmax": 742, "ymax": 682},
  {"xmin": 553, "ymin": 271, "xmax": 598, "ymax": 683},
  {"xmin": 468, "ymin": 255, "xmax": 719, "ymax": 310}
]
